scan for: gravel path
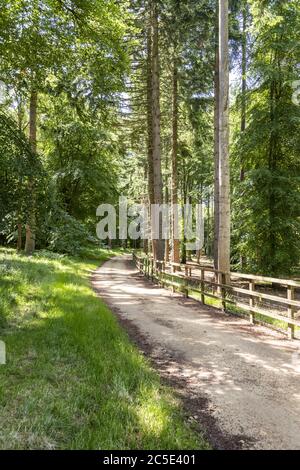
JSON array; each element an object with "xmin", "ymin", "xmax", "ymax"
[{"xmin": 92, "ymin": 255, "xmax": 300, "ymax": 450}]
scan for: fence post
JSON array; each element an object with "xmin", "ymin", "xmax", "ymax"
[
  {"xmin": 287, "ymin": 286, "xmax": 295, "ymax": 340},
  {"xmin": 200, "ymin": 268, "xmax": 205, "ymax": 304},
  {"xmin": 184, "ymin": 266, "xmax": 189, "ymax": 298},
  {"xmin": 170, "ymin": 264, "xmax": 175, "ymax": 293},
  {"xmin": 249, "ymin": 279, "xmax": 255, "ymax": 324},
  {"xmin": 162, "ymin": 262, "xmax": 165, "ymax": 287}
]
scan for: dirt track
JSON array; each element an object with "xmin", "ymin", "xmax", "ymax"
[{"xmin": 92, "ymin": 255, "xmax": 300, "ymax": 450}]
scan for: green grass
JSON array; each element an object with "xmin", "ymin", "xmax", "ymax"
[{"xmin": 0, "ymin": 247, "xmax": 208, "ymax": 450}]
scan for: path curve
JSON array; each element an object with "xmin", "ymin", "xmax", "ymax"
[{"xmin": 92, "ymin": 255, "xmax": 300, "ymax": 450}]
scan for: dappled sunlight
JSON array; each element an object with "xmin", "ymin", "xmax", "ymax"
[
  {"xmin": 93, "ymin": 255, "xmax": 300, "ymax": 450},
  {"xmin": 1, "ymin": 248, "xmax": 203, "ymax": 450}
]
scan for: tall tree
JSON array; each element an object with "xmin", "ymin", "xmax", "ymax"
[
  {"xmin": 232, "ymin": 0, "xmax": 300, "ymax": 275},
  {"xmin": 171, "ymin": 52, "xmax": 180, "ymax": 264},
  {"xmin": 218, "ymin": 0, "xmax": 231, "ymax": 279},
  {"xmin": 240, "ymin": 0, "xmax": 248, "ymax": 182},
  {"xmin": 0, "ymin": 0, "xmax": 128, "ymax": 253},
  {"xmin": 213, "ymin": 3, "xmax": 220, "ymax": 269},
  {"xmin": 147, "ymin": 19, "xmax": 155, "ymax": 254},
  {"xmin": 150, "ymin": 0, "xmax": 164, "ymax": 261},
  {"xmin": 24, "ymin": 88, "xmax": 38, "ymax": 254}
]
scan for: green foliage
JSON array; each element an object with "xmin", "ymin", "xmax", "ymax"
[
  {"xmin": 232, "ymin": 170, "xmax": 300, "ymax": 274},
  {"xmin": 0, "ymin": 0, "xmax": 130, "ymax": 252},
  {"xmin": 47, "ymin": 210, "xmax": 93, "ymax": 255},
  {"xmin": 0, "ymin": 0, "xmax": 129, "ymax": 97},
  {"xmin": 0, "ymin": 0, "xmax": 299, "ymax": 274},
  {"xmin": 231, "ymin": 0, "xmax": 300, "ymax": 275},
  {"xmin": 0, "ymin": 112, "xmax": 47, "ymax": 241},
  {"xmin": 42, "ymin": 94, "xmax": 121, "ymax": 221}
]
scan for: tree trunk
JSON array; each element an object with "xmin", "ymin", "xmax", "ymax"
[
  {"xmin": 17, "ymin": 99, "xmax": 24, "ymax": 251},
  {"xmin": 213, "ymin": 6, "xmax": 220, "ymax": 270},
  {"xmin": 171, "ymin": 53, "xmax": 180, "ymax": 264},
  {"xmin": 196, "ymin": 184, "xmax": 203, "ymax": 263},
  {"xmin": 268, "ymin": 77, "xmax": 281, "ymax": 276},
  {"xmin": 218, "ymin": 0, "xmax": 231, "ymax": 281},
  {"xmin": 151, "ymin": 1, "xmax": 164, "ymax": 261},
  {"xmin": 147, "ymin": 21, "xmax": 155, "ymax": 257},
  {"xmin": 164, "ymin": 181, "xmax": 170, "ymax": 262},
  {"xmin": 207, "ymin": 192, "xmax": 211, "ymax": 257},
  {"xmin": 240, "ymin": 2, "xmax": 247, "ymax": 182},
  {"xmin": 240, "ymin": 2, "xmax": 248, "ymax": 269},
  {"xmin": 143, "ymin": 157, "xmax": 149, "ymax": 255},
  {"xmin": 25, "ymin": 89, "xmax": 37, "ymax": 255},
  {"xmin": 180, "ymin": 178, "xmax": 187, "ymax": 265},
  {"xmin": 186, "ymin": 196, "xmax": 192, "ymax": 262}
]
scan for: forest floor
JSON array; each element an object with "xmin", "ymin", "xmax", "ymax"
[
  {"xmin": 0, "ymin": 247, "xmax": 207, "ymax": 450},
  {"xmin": 93, "ymin": 255, "xmax": 300, "ymax": 450}
]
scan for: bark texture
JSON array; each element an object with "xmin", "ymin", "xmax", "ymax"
[
  {"xmin": 147, "ymin": 21, "xmax": 155, "ymax": 255},
  {"xmin": 171, "ymin": 54, "xmax": 180, "ymax": 264},
  {"xmin": 213, "ymin": 7, "xmax": 220, "ymax": 270},
  {"xmin": 218, "ymin": 0, "xmax": 231, "ymax": 279},
  {"xmin": 240, "ymin": 2, "xmax": 247, "ymax": 182},
  {"xmin": 25, "ymin": 89, "xmax": 37, "ymax": 255},
  {"xmin": 150, "ymin": 1, "xmax": 164, "ymax": 261}
]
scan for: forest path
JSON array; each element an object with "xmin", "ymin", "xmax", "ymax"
[{"xmin": 92, "ymin": 255, "xmax": 300, "ymax": 450}]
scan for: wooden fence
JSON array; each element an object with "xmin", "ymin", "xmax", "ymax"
[{"xmin": 132, "ymin": 253, "xmax": 300, "ymax": 340}]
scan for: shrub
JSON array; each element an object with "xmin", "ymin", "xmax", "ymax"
[{"xmin": 48, "ymin": 211, "xmax": 92, "ymax": 255}]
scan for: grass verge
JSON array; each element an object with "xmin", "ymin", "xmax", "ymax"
[{"xmin": 0, "ymin": 247, "xmax": 209, "ymax": 450}]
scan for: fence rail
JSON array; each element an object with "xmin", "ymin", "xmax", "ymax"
[{"xmin": 132, "ymin": 253, "xmax": 300, "ymax": 339}]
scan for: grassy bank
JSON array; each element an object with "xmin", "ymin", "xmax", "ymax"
[{"xmin": 0, "ymin": 247, "xmax": 208, "ymax": 450}]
